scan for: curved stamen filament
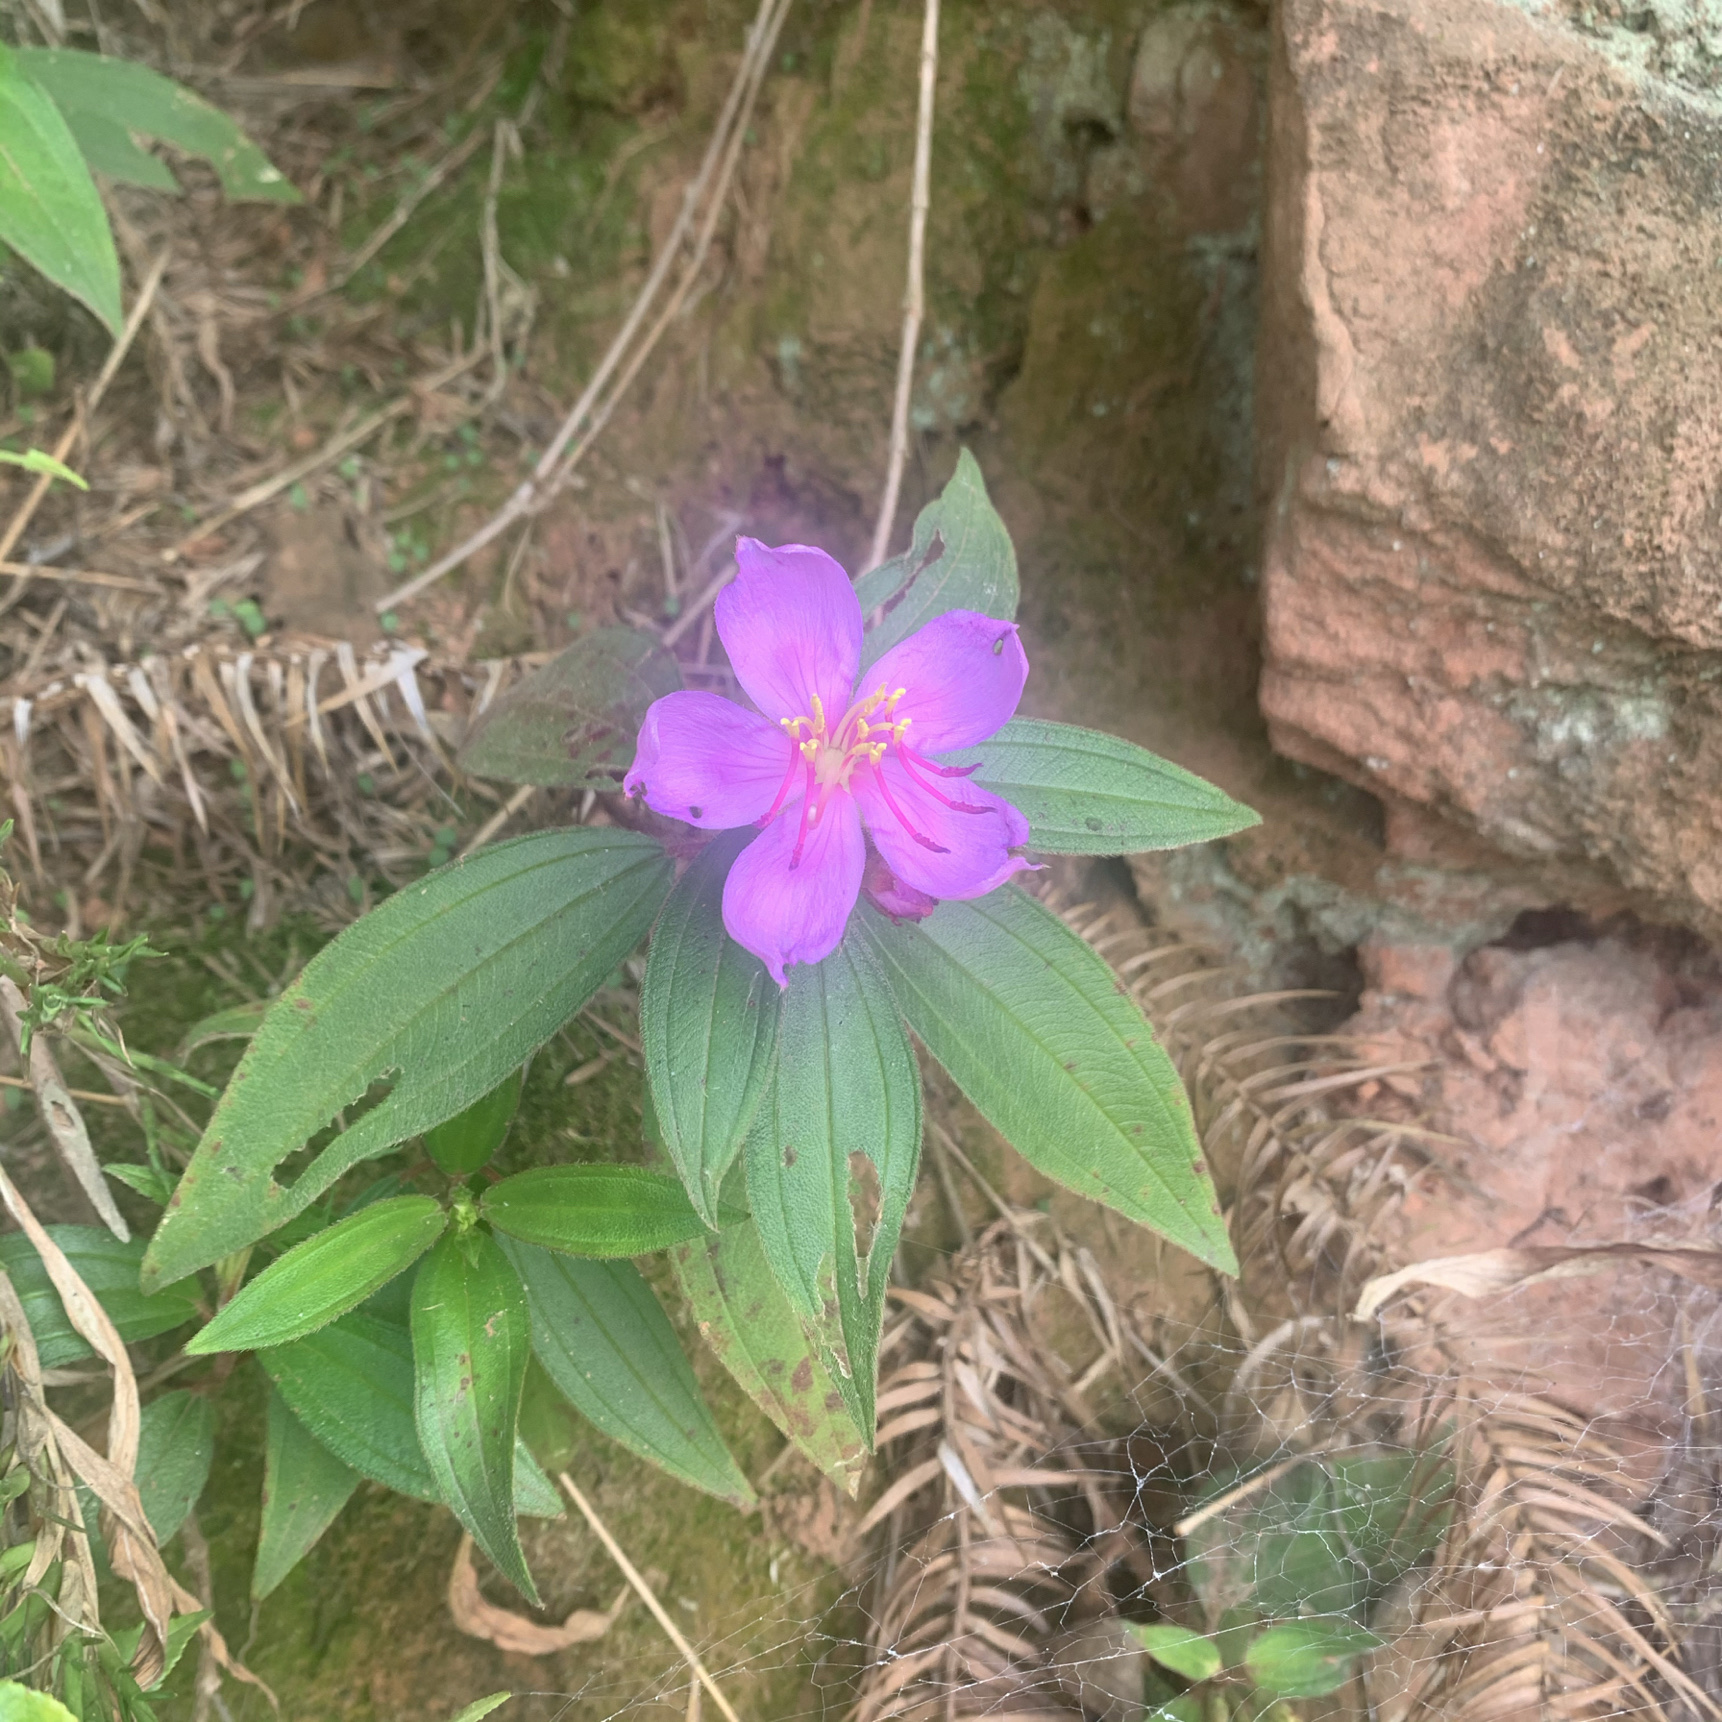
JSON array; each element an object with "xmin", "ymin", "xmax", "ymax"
[
  {"xmin": 867, "ymin": 761, "xmax": 949, "ymax": 853},
  {"xmin": 896, "ymin": 745, "xmax": 988, "ymax": 814}
]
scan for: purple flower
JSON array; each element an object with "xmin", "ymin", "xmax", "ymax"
[{"xmin": 626, "ymin": 537, "xmax": 1035, "ymax": 986}]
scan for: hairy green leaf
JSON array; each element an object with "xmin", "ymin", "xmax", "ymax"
[
  {"xmin": 501, "ymin": 1239, "xmax": 754, "ymax": 1507},
  {"xmin": 458, "ymin": 627, "xmax": 680, "ymax": 788},
  {"xmin": 855, "ymin": 450, "xmax": 1017, "ymax": 665},
  {"xmin": 144, "ymin": 829, "xmax": 672, "ymax": 1289},
  {"xmin": 135, "ymin": 1391, "xmax": 214, "ymax": 1543},
  {"xmin": 670, "ymin": 1215, "xmax": 866, "ymax": 1494},
  {"xmin": 251, "ymin": 1390, "xmax": 359, "ymax": 1601},
  {"xmin": 745, "ymin": 936, "xmax": 919, "ymax": 1439},
  {"xmin": 187, "ymin": 1196, "xmax": 447, "ymax": 1354},
  {"xmin": 856, "ymin": 891, "xmax": 1235, "ymax": 1273},
  {"xmin": 412, "ymin": 1231, "xmax": 536, "ymax": 1601},
  {"xmin": 481, "ymin": 1166, "xmax": 711, "ymax": 1258},
  {"xmin": 1129, "ymin": 1623, "xmax": 1223, "ymax": 1683},
  {"xmin": 423, "ymin": 1068, "xmax": 523, "ymax": 1177},
  {"xmin": 0, "ymin": 48, "xmax": 122, "ymax": 332},
  {"xmin": 0, "ymin": 1228, "xmax": 199, "ymax": 1368},
  {"xmin": 1245, "ymin": 1619, "xmax": 1381, "ymax": 1699},
  {"xmin": 445, "ymin": 1696, "xmax": 512, "ymax": 1722},
  {"xmin": 944, "ymin": 718, "xmax": 1259, "ymax": 855},
  {"xmin": 259, "ymin": 1312, "xmax": 437, "ymax": 1501},
  {"xmin": 640, "ymin": 832, "xmax": 780, "ymax": 1226},
  {"xmin": 14, "ymin": 49, "xmax": 300, "ymax": 203}
]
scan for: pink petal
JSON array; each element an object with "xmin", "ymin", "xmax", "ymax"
[
  {"xmin": 854, "ymin": 752, "xmax": 1035, "ymax": 901},
  {"xmin": 624, "ymin": 691, "xmax": 791, "ymax": 829},
  {"xmin": 722, "ymin": 792, "xmax": 865, "ymax": 988},
  {"xmin": 864, "ymin": 610, "xmax": 1028, "ymax": 752},
  {"xmin": 715, "ymin": 539, "xmax": 862, "ymax": 724}
]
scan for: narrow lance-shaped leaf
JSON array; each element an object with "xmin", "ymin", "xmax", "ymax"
[
  {"xmin": 481, "ymin": 1166, "xmax": 713, "ymax": 1258},
  {"xmin": 671, "ymin": 1213, "xmax": 867, "ymax": 1495},
  {"xmin": 641, "ymin": 831, "xmax": 780, "ymax": 1226},
  {"xmin": 745, "ymin": 935, "xmax": 920, "ymax": 1440},
  {"xmin": 856, "ymin": 890, "xmax": 1236, "ymax": 1273},
  {"xmin": 0, "ymin": 46, "xmax": 122, "ymax": 332},
  {"xmin": 14, "ymin": 49, "xmax": 301, "ymax": 203},
  {"xmin": 411, "ymin": 1230, "xmax": 538, "ymax": 1602},
  {"xmin": 251, "ymin": 1390, "xmax": 359, "ymax": 1601},
  {"xmin": 854, "ymin": 449, "xmax": 1017, "ymax": 664},
  {"xmin": 134, "ymin": 1391, "xmax": 214, "ymax": 1544},
  {"xmin": 260, "ymin": 1303, "xmax": 555, "ymax": 1515},
  {"xmin": 942, "ymin": 718, "xmax": 1260, "ymax": 855},
  {"xmin": 187, "ymin": 1196, "xmax": 447, "ymax": 1354},
  {"xmin": 458, "ymin": 626, "xmax": 681, "ymax": 789},
  {"xmin": 144, "ymin": 829, "xmax": 672, "ymax": 1290},
  {"xmin": 499, "ymin": 1238, "xmax": 754, "ymax": 1507},
  {"xmin": 423, "ymin": 1069, "xmax": 523, "ymax": 1178}
]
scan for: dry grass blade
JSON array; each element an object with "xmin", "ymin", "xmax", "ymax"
[{"xmin": 0, "ymin": 977, "xmax": 130, "ymax": 1238}]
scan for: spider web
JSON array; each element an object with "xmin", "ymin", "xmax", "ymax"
[{"xmin": 450, "ymin": 902, "xmax": 1722, "ymax": 1722}]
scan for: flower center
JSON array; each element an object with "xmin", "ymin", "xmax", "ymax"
[{"xmin": 757, "ymin": 683, "xmax": 987, "ymax": 869}]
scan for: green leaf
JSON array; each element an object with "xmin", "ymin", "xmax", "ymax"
[
  {"xmin": 0, "ymin": 1681, "xmax": 79, "ymax": 1721},
  {"xmin": 187, "ymin": 1196, "xmax": 447, "ymax": 1354},
  {"xmin": 943, "ymin": 719, "xmax": 1259, "ymax": 855},
  {"xmin": 1245, "ymin": 1618, "xmax": 1381, "ymax": 1699},
  {"xmin": 134, "ymin": 1391, "xmax": 213, "ymax": 1543},
  {"xmin": 744, "ymin": 936, "xmax": 919, "ymax": 1440},
  {"xmin": 0, "ymin": 50, "xmax": 122, "ymax": 332},
  {"xmin": 640, "ymin": 832, "xmax": 780, "ymax": 1226},
  {"xmin": 1184, "ymin": 1450, "xmax": 1451, "ymax": 1628},
  {"xmin": 855, "ymin": 450, "xmax": 1017, "ymax": 666},
  {"xmin": 670, "ymin": 1215, "xmax": 866, "ymax": 1494},
  {"xmin": 0, "ymin": 1228, "xmax": 199, "ymax": 1368},
  {"xmin": 445, "ymin": 1696, "xmax": 511, "ymax": 1722},
  {"xmin": 1129, "ymin": 1623, "xmax": 1223, "ymax": 1683},
  {"xmin": 423, "ymin": 1068, "xmax": 523, "ymax": 1177},
  {"xmin": 458, "ymin": 627, "xmax": 681, "ymax": 788},
  {"xmin": 177, "ymin": 1000, "xmax": 268, "ymax": 1059},
  {"xmin": 480, "ymin": 1166, "xmax": 712, "ymax": 1258},
  {"xmin": 411, "ymin": 1231, "xmax": 537, "ymax": 1602},
  {"xmin": 153, "ymin": 1609, "xmax": 210, "ymax": 1689},
  {"xmin": 13, "ymin": 49, "xmax": 300, "ymax": 203},
  {"xmin": 511, "ymin": 1443, "xmax": 563, "ymax": 1520},
  {"xmin": 0, "ymin": 448, "xmax": 85, "ymax": 489},
  {"xmin": 855, "ymin": 891, "xmax": 1235, "ymax": 1273},
  {"xmin": 500, "ymin": 1238, "xmax": 754, "ymax": 1507},
  {"xmin": 260, "ymin": 1312, "xmax": 437, "ymax": 1501},
  {"xmin": 251, "ymin": 1389, "xmax": 360, "ymax": 1600},
  {"xmin": 144, "ymin": 829, "xmax": 672, "ymax": 1290}
]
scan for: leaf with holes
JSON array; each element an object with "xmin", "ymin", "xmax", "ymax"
[
  {"xmin": 0, "ymin": 46, "xmax": 121, "ymax": 332},
  {"xmin": 143, "ymin": 829, "xmax": 672, "ymax": 1289},
  {"xmin": 135, "ymin": 1391, "xmax": 214, "ymax": 1543},
  {"xmin": 671, "ymin": 1214, "xmax": 866, "ymax": 1494},
  {"xmin": 501, "ymin": 1239, "xmax": 754, "ymax": 1507},
  {"xmin": 744, "ymin": 935, "xmax": 919, "ymax": 1440},
  {"xmin": 942, "ymin": 719, "xmax": 1259, "ymax": 855},
  {"xmin": 0, "ymin": 1227, "xmax": 199, "ymax": 1368},
  {"xmin": 251, "ymin": 1390, "xmax": 359, "ymax": 1600},
  {"xmin": 15, "ymin": 48, "xmax": 300, "ymax": 202},
  {"xmin": 412, "ymin": 1230, "xmax": 537, "ymax": 1602},
  {"xmin": 854, "ymin": 449, "xmax": 1017, "ymax": 665},
  {"xmin": 856, "ymin": 890, "xmax": 1235, "ymax": 1273},
  {"xmin": 481, "ymin": 1166, "xmax": 713, "ymax": 1258},
  {"xmin": 458, "ymin": 627, "xmax": 681, "ymax": 788},
  {"xmin": 641, "ymin": 831, "xmax": 780, "ymax": 1226},
  {"xmin": 423, "ymin": 1069, "xmax": 523, "ymax": 1177},
  {"xmin": 187, "ymin": 1196, "xmax": 447, "ymax": 1354}
]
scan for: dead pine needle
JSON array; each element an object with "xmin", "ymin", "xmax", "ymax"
[{"xmin": 557, "ymin": 1472, "xmax": 743, "ymax": 1722}]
